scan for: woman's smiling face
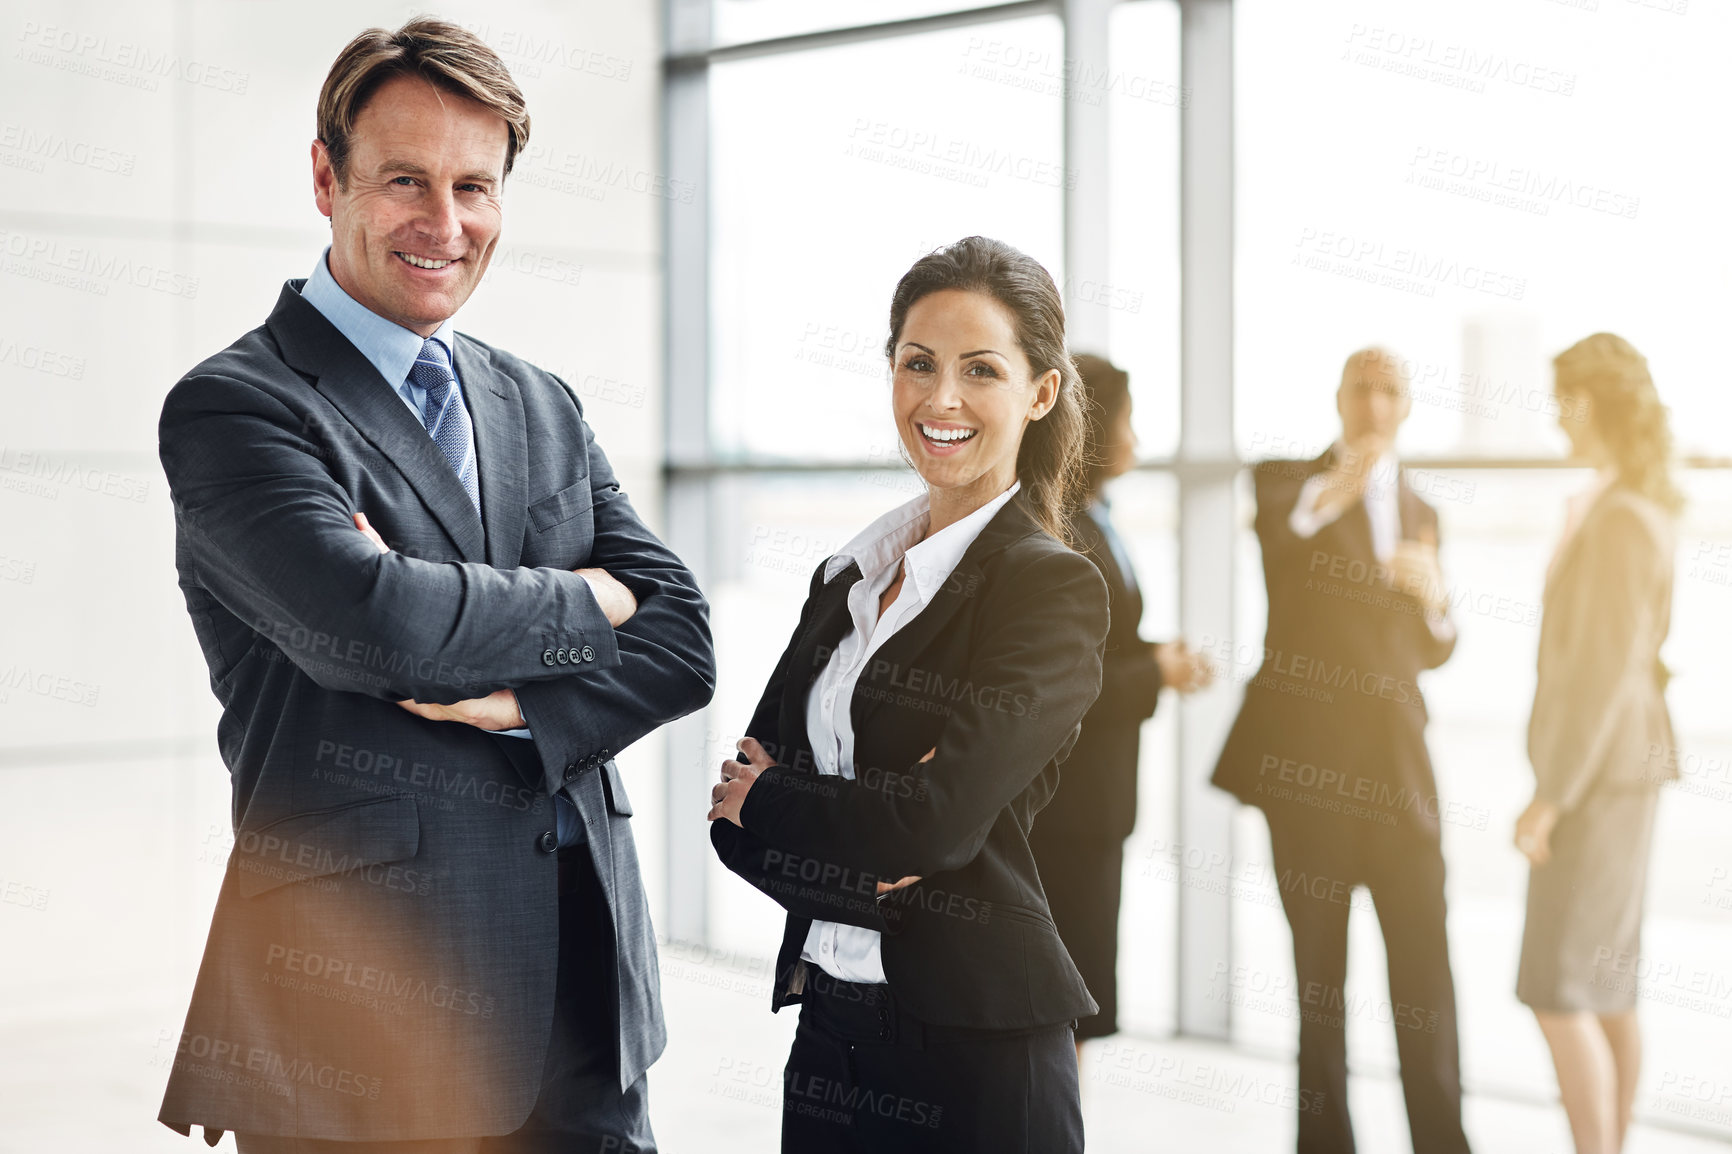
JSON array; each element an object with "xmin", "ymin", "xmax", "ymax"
[{"xmin": 890, "ymin": 289, "xmax": 1056, "ymax": 499}]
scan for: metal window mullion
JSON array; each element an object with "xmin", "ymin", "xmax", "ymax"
[
  {"xmin": 663, "ymin": 0, "xmax": 713, "ymax": 946},
  {"xmin": 1176, "ymin": 0, "xmax": 1236, "ymax": 1041}
]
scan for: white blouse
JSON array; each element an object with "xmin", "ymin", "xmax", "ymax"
[{"xmin": 799, "ymin": 481, "xmax": 1021, "ymax": 983}]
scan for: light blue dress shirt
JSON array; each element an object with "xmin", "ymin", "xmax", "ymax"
[{"xmin": 298, "ymin": 251, "xmax": 581, "ymax": 844}]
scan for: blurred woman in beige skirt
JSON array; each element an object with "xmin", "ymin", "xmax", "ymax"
[{"xmin": 1515, "ymin": 333, "xmax": 1681, "ymax": 1154}]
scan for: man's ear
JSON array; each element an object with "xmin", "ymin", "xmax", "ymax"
[{"xmin": 311, "ymin": 139, "xmax": 337, "ymax": 220}]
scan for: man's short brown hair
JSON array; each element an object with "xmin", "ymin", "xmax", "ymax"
[{"xmin": 317, "ymin": 17, "xmax": 530, "ymax": 184}]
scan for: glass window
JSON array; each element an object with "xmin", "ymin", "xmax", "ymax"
[
  {"xmin": 1236, "ymin": 0, "xmax": 1732, "ymax": 460},
  {"xmin": 1106, "ymin": 0, "xmax": 1183, "ymax": 460},
  {"xmin": 713, "ymin": 1, "xmax": 1030, "ymax": 49},
  {"xmin": 709, "ymin": 16, "xmax": 1066, "ymax": 462}
]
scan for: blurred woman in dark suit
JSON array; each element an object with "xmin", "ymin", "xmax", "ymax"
[
  {"xmin": 707, "ymin": 237, "xmax": 1110, "ymax": 1153},
  {"xmin": 1027, "ymin": 353, "xmax": 1212, "ymax": 1062},
  {"xmin": 1515, "ymin": 332, "xmax": 1681, "ymax": 1154}
]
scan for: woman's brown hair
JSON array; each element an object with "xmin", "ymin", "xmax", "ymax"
[
  {"xmin": 1553, "ymin": 333, "xmax": 1683, "ymax": 514},
  {"xmin": 884, "ymin": 237, "xmax": 1089, "ymax": 543}
]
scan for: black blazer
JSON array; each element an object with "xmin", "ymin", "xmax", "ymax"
[
  {"xmin": 1034, "ymin": 506, "xmax": 1163, "ymax": 843},
  {"xmin": 156, "ymin": 282, "xmax": 714, "ymax": 1140},
  {"xmin": 710, "ymin": 493, "xmax": 1110, "ymax": 1030},
  {"xmin": 1211, "ymin": 451, "xmax": 1455, "ymax": 835}
]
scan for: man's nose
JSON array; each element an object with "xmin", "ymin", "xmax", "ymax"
[{"xmin": 416, "ymin": 188, "xmax": 463, "ymax": 247}]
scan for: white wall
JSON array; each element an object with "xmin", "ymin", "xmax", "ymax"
[{"xmin": 0, "ymin": 3, "xmax": 666, "ymax": 1149}]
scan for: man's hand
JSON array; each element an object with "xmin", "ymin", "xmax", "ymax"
[
  {"xmin": 355, "ymin": 511, "xmax": 389, "ymax": 553},
  {"xmin": 1387, "ymin": 524, "xmax": 1448, "ymax": 614},
  {"xmin": 577, "ymin": 568, "xmax": 638, "ymax": 628},
  {"xmin": 1153, "ymin": 641, "xmax": 1215, "ymax": 694},
  {"xmin": 397, "ymin": 688, "xmax": 526, "ymax": 730},
  {"xmin": 709, "ymin": 736, "xmax": 774, "ymax": 827},
  {"xmin": 1312, "ymin": 436, "xmax": 1386, "ymax": 521}
]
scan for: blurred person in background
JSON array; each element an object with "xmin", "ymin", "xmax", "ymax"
[
  {"xmin": 1211, "ymin": 347, "xmax": 1471, "ymax": 1154},
  {"xmin": 1027, "ymin": 352, "xmax": 1212, "ymax": 1064},
  {"xmin": 708, "ymin": 237, "xmax": 1109, "ymax": 1153},
  {"xmin": 1515, "ymin": 333, "xmax": 1680, "ymax": 1154}
]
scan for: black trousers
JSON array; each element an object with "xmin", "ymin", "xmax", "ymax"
[
  {"xmin": 780, "ymin": 966, "xmax": 1082, "ymax": 1154},
  {"xmin": 1266, "ymin": 813, "xmax": 1471, "ymax": 1154},
  {"xmin": 234, "ymin": 847, "xmax": 654, "ymax": 1154}
]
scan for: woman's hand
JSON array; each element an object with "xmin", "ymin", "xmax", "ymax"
[
  {"xmin": 874, "ymin": 747, "xmax": 935, "ymax": 894},
  {"xmin": 709, "ymin": 736, "xmax": 776, "ymax": 827},
  {"xmin": 1514, "ymin": 797, "xmax": 1561, "ymax": 866}
]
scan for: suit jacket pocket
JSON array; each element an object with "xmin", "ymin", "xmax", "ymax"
[
  {"xmin": 234, "ymin": 795, "xmax": 420, "ymax": 899},
  {"xmin": 528, "ymin": 480, "xmax": 595, "ymax": 534}
]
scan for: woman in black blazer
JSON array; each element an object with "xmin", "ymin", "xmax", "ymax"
[
  {"xmin": 1027, "ymin": 354, "xmax": 1212, "ymax": 1061},
  {"xmin": 708, "ymin": 237, "xmax": 1110, "ymax": 1154}
]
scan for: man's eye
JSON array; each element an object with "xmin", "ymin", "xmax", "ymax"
[{"xmin": 392, "ymin": 177, "xmax": 417, "ymax": 187}]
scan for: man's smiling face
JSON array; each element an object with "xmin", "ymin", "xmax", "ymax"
[{"xmin": 312, "ymin": 73, "xmax": 508, "ymax": 336}]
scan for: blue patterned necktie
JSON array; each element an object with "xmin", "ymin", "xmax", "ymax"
[{"xmin": 409, "ymin": 337, "xmax": 480, "ymax": 514}]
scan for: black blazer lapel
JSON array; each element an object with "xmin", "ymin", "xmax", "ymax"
[
  {"xmin": 266, "ymin": 282, "xmax": 487, "ymax": 563},
  {"xmin": 454, "ymin": 336, "xmax": 527, "ymax": 570},
  {"xmin": 850, "ymin": 495, "xmax": 1044, "ymax": 738},
  {"xmin": 779, "ymin": 563, "xmax": 862, "ymax": 753}
]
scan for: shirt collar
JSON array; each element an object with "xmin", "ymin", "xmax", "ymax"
[
  {"xmin": 824, "ymin": 481, "xmax": 1021, "ymax": 597},
  {"xmin": 300, "ymin": 247, "xmax": 458, "ymax": 388}
]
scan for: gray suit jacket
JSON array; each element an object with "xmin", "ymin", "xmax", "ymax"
[
  {"xmin": 156, "ymin": 283, "xmax": 714, "ymax": 1141},
  {"xmin": 1529, "ymin": 484, "xmax": 1676, "ymax": 811}
]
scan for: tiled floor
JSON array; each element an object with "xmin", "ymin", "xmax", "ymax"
[{"xmin": 5, "ymin": 960, "xmax": 1730, "ymax": 1154}]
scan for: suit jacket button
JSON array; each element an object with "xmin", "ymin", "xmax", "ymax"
[
  {"xmin": 541, "ymin": 649, "xmax": 555, "ymax": 666},
  {"xmin": 563, "ymin": 763, "xmax": 579, "ymax": 782},
  {"xmin": 580, "ymin": 645, "xmax": 596, "ymax": 662},
  {"xmin": 537, "ymin": 831, "xmax": 559, "ymax": 854},
  {"xmin": 555, "ymin": 647, "xmax": 569, "ymax": 665}
]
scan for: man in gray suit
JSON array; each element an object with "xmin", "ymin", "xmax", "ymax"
[{"xmin": 155, "ymin": 18, "xmax": 714, "ymax": 1153}]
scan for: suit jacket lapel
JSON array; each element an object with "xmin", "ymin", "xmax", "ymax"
[
  {"xmin": 267, "ymin": 283, "xmax": 486, "ymax": 563},
  {"xmin": 454, "ymin": 336, "xmax": 527, "ymax": 569}
]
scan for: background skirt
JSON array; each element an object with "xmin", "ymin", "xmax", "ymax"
[
  {"xmin": 1029, "ymin": 831, "xmax": 1124, "ymax": 1040},
  {"xmin": 1517, "ymin": 785, "xmax": 1661, "ymax": 1014}
]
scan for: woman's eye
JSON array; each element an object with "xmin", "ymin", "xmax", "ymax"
[
  {"xmin": 966, "ymin": 362, "xmax": 1000, "ymax": 378},
  {"xmin": 903, "ymin": 358, "xmax": 932, "ymax": 373}
]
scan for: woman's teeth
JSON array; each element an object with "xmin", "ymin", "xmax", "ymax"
[
  {"xmin": 397, "ymin": 252, "xmax": 455, "ymax": 270},
  {"xmin": 919, "ymin": 424, "xmax": 976, "ymax": 445}
]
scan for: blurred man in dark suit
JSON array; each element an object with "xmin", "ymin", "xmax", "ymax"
[
  {"xmin": 1212, "ymin": 348, "xmax": 1471, "ymax": 1154},
  {"xmin": 155, "ymin": 18, "xmax": 713, "ymax": 1153}
]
